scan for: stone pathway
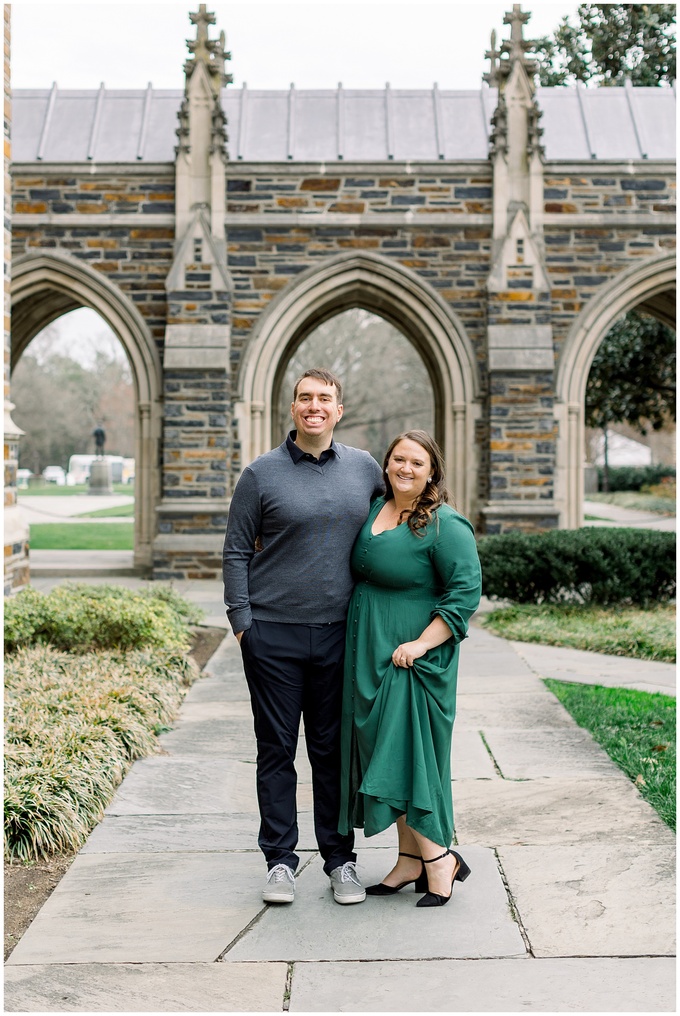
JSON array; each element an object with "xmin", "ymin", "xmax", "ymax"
[
  {"xmin": 583, "ymin": 498, "xmax": 675, "ymax": 531},
  {"xmin": 4, "ymin": 620, "xmax": 675, "ymax": 1012},
  {"xmin": 511, "ymin": 639, "xmax": 675, "ymax": 696},
  {"xmin": 17, "ymin": 494, "xmax": 134, "ymax": 525}
]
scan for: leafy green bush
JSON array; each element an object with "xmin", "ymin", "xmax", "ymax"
[
  {"xmin": 598, "ymin": 464, "xmax": 675, "ymax": 492},
  {"xmin": 4, "ymin": 584, "xmax": 203, "ymax": 655},
  {"xmin": 4, "ymin": 645, "xmax": 198, "ymax": 860},
  {"xmin": 478, "ymin": 528, "xmax": 676, "ymax": 606}
]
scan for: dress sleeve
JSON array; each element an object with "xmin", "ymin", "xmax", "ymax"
[{"xmin": 429, "ymin": 510, "xmax": 482, "ymax": 644}]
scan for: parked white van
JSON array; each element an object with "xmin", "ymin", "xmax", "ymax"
[
  {"xmin": 43, "ymin": 465, "xmax": 67, "ymax": 485},
  {"xmin": 68, "ymin": 455, "xmax": 130, "ymax": 485}
]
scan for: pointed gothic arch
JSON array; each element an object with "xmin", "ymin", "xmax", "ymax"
[
  {"xmin": 11, "ymin": 252, "xmax": 163, "ymax": 569},
  {"xmin": 235, "ymin": 250, "xmax": 482, "ymax": 518},
  {"xmin": 554, "ymin": 252, "xmax": 676, "ymax": 528}
]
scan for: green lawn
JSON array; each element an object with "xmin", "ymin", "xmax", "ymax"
[
  {"xmin": 587, "ymin": 491, "xmax": 675, "ymax": 515},
  {"xmin": 78, "ymin": 503, "xmax": 134, "ymax": 518},
  {"xmin": 19, "ymin": 483, "xmax": 133, "ymax": 497},
  {"xmin": 545, "ymin": 680, "xmax": 676, "ymax": 830},
  {"xmin": 481, "ymin": 603, "xmax": 676, "ymax": 663},
  {"xmin": 29, "ymin": 523, "xmax": 134, "ymax": 551}
]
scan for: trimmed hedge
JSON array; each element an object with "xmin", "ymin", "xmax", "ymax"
[
  {"xmin": 478, "ymin": 528, "xmax": 676, "ymax": 606},
  {"xmin": 4, "ymin": 583, "xmax": 204, "ymax": 655},
  {"xmin": 598, "ymin": 465, "xmax": 675, "ymax": 493}
]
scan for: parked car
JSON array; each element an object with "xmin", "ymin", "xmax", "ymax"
[
  {"xmin": 16, "ymin": 468, "xmax": 32, "ymax": 489},
  {"xmin": 42, "ymin": 466, "xmax": 66, "ymax": 485}
]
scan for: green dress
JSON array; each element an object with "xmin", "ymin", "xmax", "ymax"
[{"xmin": 338, "ymin": 497, "xmax": 482, "ymax": 846}]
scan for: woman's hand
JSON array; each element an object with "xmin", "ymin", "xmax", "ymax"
[
  {"xmin": 391, "ymin": 617, "xmax": 454, "ymax": 668},
  {"xmin": 392, "ymin": 640, "xmax": 428, "ymax": 668}
]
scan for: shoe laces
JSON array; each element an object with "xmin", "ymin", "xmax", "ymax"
[
  {"xmin": 338, "ymin": 861, "xmax": 361, "ymax": 886},
  {"xmin": 268, "ymin": 864, "xmax": 293, "ymax": 884}
]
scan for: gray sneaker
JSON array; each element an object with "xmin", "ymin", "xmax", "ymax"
[
  {"xmin": 329, "ymin": 861, "xmax": 366, "ymax": 904},
  {"xmin": 263, "ymin": 864, "xmax": 295, "ymax": 903}
]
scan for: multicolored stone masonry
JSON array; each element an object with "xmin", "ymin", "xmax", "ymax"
[
  {"xmin": 9, "ymin": 161, "xmax": 676, "ymax": 560},
  {"xmin": 225, "ymin": 173, "xmax": 494, "ymax": 215}
]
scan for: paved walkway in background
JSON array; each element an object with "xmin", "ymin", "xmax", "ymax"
[
  {"xmin": 17, "ymin": 494, "xmax": 134, "ymax": 525},
  {"xmin": 583, "ymin": 498, "xmax": 676, "ymax": 531},
  {"xmin": 4, "ymin": 575, "xmax": 676, "ymax": 1012}
]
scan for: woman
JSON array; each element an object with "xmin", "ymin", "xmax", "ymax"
[{"xmin": 339, "ymin": 430, "xmax": 482, "ymax": 907}]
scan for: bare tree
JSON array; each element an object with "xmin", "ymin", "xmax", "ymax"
[{"xmin": 11, "ymin": 337, "xmax": 135, "ymax": 474}]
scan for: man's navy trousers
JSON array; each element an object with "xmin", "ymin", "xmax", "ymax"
[{"xmin": 239, "ymin": 618, "xmax": 356, "ymax": 875}]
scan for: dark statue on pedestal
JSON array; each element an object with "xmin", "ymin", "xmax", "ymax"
[{"xmin": 93, "ymin": 426, "xmax": 106, "ymax": 458}]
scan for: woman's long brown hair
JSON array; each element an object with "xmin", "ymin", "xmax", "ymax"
[{"xmin": 382, "ymin": 430, "xmax": 451, "ymax": 536}]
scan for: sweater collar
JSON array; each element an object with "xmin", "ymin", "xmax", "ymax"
[{"xmin": 286, "ymin": 430, "xmax": 341, "ymax": 464}]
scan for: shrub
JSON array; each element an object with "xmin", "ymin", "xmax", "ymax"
[
  {"xmin": 645, "ymin": 478, "xmax": 676, "ymax": 500},
  {"xmin": 4, "ymin": 645, "xmax": 198, "ymax": 860},
  {"xmin": 478, "ymin": 528, "xmax": 676, "ymax": 606},
  {"xmin": 4, "ymin": 584, "xmax": 203, "ymax": 655},
  {"xmin": 598, "ymin": 464, "xmax": 675, "ymax": 492}
]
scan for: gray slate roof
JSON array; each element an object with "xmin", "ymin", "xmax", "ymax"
[{"xmin": 12, "ymin": 84, "xmax": 676, "ymax": 164}]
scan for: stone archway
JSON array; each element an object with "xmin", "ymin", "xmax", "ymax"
[
  {"xmin": 235, "ymin": 251, "xmax": 481, "ymax": 519},
  {"xmin": 11, "ymin": 252, "xmax": 163, "ymax": 569},
  {"xmin": 555, "ymin": 253, "xmax": 676, "ymax": 529}
]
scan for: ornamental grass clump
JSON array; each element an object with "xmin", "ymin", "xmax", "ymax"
[
  {"xmin": 4, "ymin": 645, "xmax": 198, "ymax": 860},
  {"xmin": 4, "ymin": 584, "xmax": 202, "ymax": 862}
]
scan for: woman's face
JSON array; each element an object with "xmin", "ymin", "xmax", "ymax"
[{"xmin": 386, "ymin": 438, "xmax": 432, "ymax": 502}]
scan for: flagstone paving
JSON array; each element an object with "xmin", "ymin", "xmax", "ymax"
[{"xmin": 4, "ymin": 595, "xmax": 676, "ymax": 1013}]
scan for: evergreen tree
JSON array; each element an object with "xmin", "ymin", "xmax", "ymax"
[
  {"xmin": 585, "ymin": 311, "xmax": 676, "ymax": 434},
  {"xmin": 585, "ymin": 310, "xmax": 676, "ymax": 490}
]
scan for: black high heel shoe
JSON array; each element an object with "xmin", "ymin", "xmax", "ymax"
[
  {"xmin": 365, "ymin": 851, "xmax": 428, "ymax": 896},
  {"xmin": 416, "ymin": 848, "xmax": 470, "ymax": 908}
]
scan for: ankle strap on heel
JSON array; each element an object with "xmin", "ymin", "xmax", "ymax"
[
  {"xmin": 423, "ymin": 849, "xmax": 453, "ymax": 864},
  {"xmin": 398, "ymin": 851, "xmax": 422, "ymax": 860}
]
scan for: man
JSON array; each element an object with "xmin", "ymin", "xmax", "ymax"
[{"xmin": 223, "ymin": 368, "xmax": 383, "ymax": 905}]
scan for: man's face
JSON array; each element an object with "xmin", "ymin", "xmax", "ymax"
[{"xmin": 291, "ymin": 377, "xmax": 343, "ymax": 443}]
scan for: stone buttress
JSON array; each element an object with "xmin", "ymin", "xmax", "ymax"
[
  {"xmin": 482, "ymin": 5, "xmax": 558, "ymax": 533},
  {"xmin": 154, "ymin": 6, "xmax": 233, "ymax": 577}
]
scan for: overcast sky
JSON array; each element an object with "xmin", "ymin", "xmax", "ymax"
[{"xmin": 11, "ymin": 2, "xmax": 581, "ymax": 91}]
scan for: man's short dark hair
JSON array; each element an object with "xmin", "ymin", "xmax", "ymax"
[{"xmin": 292, "ymin": 368, "xmax": 343, "ymax": 405}]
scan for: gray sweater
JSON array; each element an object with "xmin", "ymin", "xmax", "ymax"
[{"xmin": 223, "ymin": 440, "xmax": 384, "ymax": 633}]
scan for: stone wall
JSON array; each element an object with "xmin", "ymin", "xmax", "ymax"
[
  {"xmin": 480, "ymin": 167, "xmax": 675, "ymax": 528},
  {"xmin": 12, "ymin": 179, "xmax": 175, "ymax": 348},
  {"xmin": 543, "ymin": 172, "xmax": 675, "ymax": 216},
  {"xmin": 12, "ymin": 175, "xmax": 175, "ymax": 217},
  {"xmin": 227, "ymin": 222, "xmax": 491, "ymax": 370},
  {"xmin": 9, "ymin": 159, "xmax": 676, "ymax": 564},
  {"xmin": 4, "ymin": 5, "xmax": 29, "ymax": 594},
  {"xmin": 226, "ymin": 172, "xmax": 493, "ymax": 215}
]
